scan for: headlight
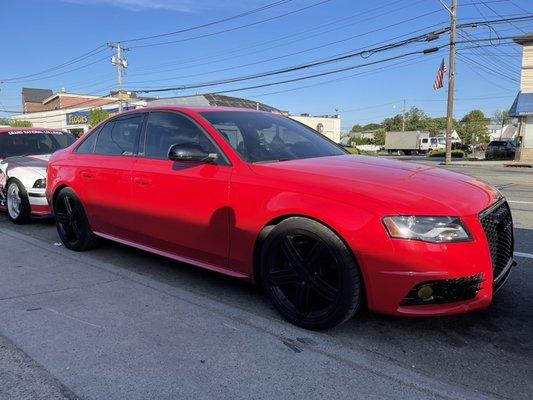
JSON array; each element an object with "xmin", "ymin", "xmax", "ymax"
[
  {"xmin": 33, "ymin": 178, "xmax": 46, "ymax": 189},
  {"xmin": 382, "ymin": 216, "xmax": 472, "ymax": 243}
]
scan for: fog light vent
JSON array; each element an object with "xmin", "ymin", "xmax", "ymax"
[{"xmin": 401, "ymin": 274, "xmax": 484, "ymax": 306}]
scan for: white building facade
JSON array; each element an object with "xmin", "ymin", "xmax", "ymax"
[{"xmin": 289, "ymin": 114, "xmax": 342, "ymax": 143}]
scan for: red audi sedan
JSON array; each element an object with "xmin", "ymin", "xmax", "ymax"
[{"xmin": 46, "ymin": 107, "xmax": 514, "ymax": 330}]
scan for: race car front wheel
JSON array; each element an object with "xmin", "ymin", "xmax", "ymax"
[{"xmin": 6, "ymin": 179, "xmax": 31, "ymax": 224}]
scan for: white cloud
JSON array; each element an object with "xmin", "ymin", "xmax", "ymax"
[{"xmin": 62, "ymin": 0, "xmax": 238, "ymax": 12}]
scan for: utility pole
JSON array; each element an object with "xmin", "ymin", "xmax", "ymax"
[
  {"xmin": 444, "ymin": 0, "xmax": 457, "ymax": 165},
  {"xmin": 108, "ymin": 43, "xmax": 128, "ymax": 112},
  {"xmin": 402, "ymin": 99, "xmax": 406, "ymax": 132}
]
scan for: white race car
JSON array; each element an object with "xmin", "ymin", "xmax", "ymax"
[{"xmin": 0, "ymin": 128, "xmax": 76, "ymax": 224}]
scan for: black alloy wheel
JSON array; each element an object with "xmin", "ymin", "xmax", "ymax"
[
  {"xmin": 261, "ymin": 217, "xmax": 362, "ymax": 330},
  {"xmin": 54, "ymin": 188, "xmax": 99, "ymax": 251}
]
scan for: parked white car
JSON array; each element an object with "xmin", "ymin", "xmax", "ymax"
[{"xmin": 0, "ymin": 128, "xmax": 75, "ymax": 224}]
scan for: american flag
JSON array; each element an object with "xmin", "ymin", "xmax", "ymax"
[{"xmin": 433, "ymin": 59, "xmax": 448, "ymax": 90}]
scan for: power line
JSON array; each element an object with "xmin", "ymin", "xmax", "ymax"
[
  {"xmin": 0, "ymin": 46, "xmax": 108, "ymax": 82},
  {"xmin": 3, "ymin": 53, "xmax": 112, "ymax": 84},
  {"xmin": 129, "ymin": 28, "xmax": 449, "ymax": 94},
  {"xmin": 125, "ymin": 11, "xmax": 446, "ymax": 86},
  {"xmin": 478, "ymin": 0, "xmax": 526, "ymax": 33},
  {"xmin": 166, "ymin": 50, "xmax": 443, "ymax": 97},
  {"xmin": 125, "ymin": 0, "xmax": 412, "ymax": 76},
  {"xmin": 129, "ymin": 0, "xmax": 334, "ymax": 49},
  {"xmin": 458, "ymin": 53, "xmax": 518, "ymax": 91},
  {"xmin": 119, "ymin": 0, "xmax": 295, "ymax": 43}
]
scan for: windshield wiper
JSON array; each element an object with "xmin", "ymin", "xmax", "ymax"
[{"xmin": 253, "ymin": 158, "xmax": 291, "ymax": 164}]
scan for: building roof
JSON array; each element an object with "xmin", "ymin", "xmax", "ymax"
[
  {"xmin": 21, "ymin": 88, "xmax": 53, "ymax": 103},
  {"xmin": 513, "ymin": 32, "xmax": 533, "ymax": 45},
  {"xmin": 148, "ymin": 94, "xmax": 282, "ymax": 113},
  {"xmin": 509, "ymin": 92, "xmax": 533, "ymax": 116}
]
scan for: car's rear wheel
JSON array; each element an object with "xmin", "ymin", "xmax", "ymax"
[
  {"xmin": 260, "ymin": 217, "xmax": 362, "ymax": 330},
  {"xmin": 54, "ymin": 188, "xmax": 99, "ymax": 251},
  {"xmin": 6, "ymin": 179, "xmax": 31, "ymax": 224}
]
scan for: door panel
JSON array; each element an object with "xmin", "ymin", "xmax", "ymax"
[
  {"xmin": 129, "ymin": 111, "xmax": 232, "ymax": 268},
  {"xmin": 78, "ymin": 113, "xmax": 144, "ymax": 238},
  {"xmin": 130, "ymin": 158, "xmax": 231, "ymax": 267}
]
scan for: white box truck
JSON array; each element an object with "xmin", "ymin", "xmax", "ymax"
[{"xmin": 385, "ymin": 131, "xmax": 446, "ymax": 155}]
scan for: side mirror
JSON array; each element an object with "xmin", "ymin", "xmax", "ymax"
[{"xmin": 167, "ymin": 143, "xmax": 218, "ymax": 163}]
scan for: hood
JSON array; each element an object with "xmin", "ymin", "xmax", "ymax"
[
  {"xmin": 2, "ymin": 154, "xmax": 50, "ymax": 178},
  {"xmin": 250, "ymin": 155, "xmax": 500, "ymax": 216}
]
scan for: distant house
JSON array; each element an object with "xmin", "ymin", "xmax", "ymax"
[
  {"xmin": 486, "ymin": 124, "xmax": 518, "ymax": 142},
  {"xmin": 437, "ymin": 130, "xmax": 462, "ymax": 143}
]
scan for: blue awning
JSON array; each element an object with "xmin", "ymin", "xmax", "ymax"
[{"xmin": 509, "ymin": 92, "xmax": 533, "ymax": 117}]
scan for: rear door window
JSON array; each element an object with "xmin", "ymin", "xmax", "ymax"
[
  {"xmin": 94, "ymin": 114, "xmax": 144, "ymax": 156},
  {"xmin": 76, "ymin": 130, "xmax": 99, "ymax": 154}
]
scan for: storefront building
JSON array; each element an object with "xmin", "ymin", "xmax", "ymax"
[{"xmin": 509, "ymin": 33, "xmax": 533, "ymax": 161}]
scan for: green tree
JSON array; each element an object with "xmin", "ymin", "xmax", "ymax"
[
  {"xmin": 373, "ymin": 129, "xmax": 386, "ymax": 146},
  {"xmin": 10, "ymin": 120, "xmax": 32, "ymax": 127},
  {"xmin": 493, "ymin": 109, "xmax": 510, "ymax": 126},
  {"xmin": 350, "ymin": 124, "xmax": 364, "ymax": 132},
  {"xmin": 457, "ymin": 110, "xmax": 489, "ymax": 145},
  {"xmin": 0, "ymin": 117, "xmax": 10, "ymax": 125},
  {"xmin": 89, "ymin": 108, "xmax": 110, "ymax": 127},
  {"xmin": 383, "ymin": 114, "xmax": 404, "ymax": 131}
]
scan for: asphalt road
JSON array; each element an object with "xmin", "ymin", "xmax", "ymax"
[{"xmin": 0, "ymin": 164, "xmax": 531, "ymax": 400}]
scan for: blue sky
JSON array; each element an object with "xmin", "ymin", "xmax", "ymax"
[{"xmin": 0, "ymin": 0, "xmax": 531, "ymax": 129}]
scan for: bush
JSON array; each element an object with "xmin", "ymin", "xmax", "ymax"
[
  {"xmin": 346, "ymin": 147, "xmax": 361, "ymax": 154},
  {"xmin": 486, "ymin": 149, "xmax": 509, "ymax": 160},
  {"xmin": 428, "ymin": 149, "xmax": 466, "ymax": 158}
]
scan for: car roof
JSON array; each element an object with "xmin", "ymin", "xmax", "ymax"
[
  {"xmin": 0, "ymin": 127, "xmax": 66, "ymax": 134},
  {"xmin": 120, "ymin": 105, "xmax": 275, "ymax": 115}
]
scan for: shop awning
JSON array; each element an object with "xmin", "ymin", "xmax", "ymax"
[{"xmin": 509, "ymin": 92, "xmax": 533, "ymax": 117}]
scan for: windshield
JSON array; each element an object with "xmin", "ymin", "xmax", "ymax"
[
  {"xmin": 200, "ymin": 111, "xmax": 346, "ymax": 163},
  {"xmin": 489, "ymin": 141, "xmax": 507, "ymax": 147},
  {"xmin": 0, "ymin": 130, "xmax": 76, "ymax": 158}
]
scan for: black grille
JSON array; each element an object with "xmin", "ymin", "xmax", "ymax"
[{"xmin": 479, "ymin": 200, "xmax": 514, "ymax": 281}]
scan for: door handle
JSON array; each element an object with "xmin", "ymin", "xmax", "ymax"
[
  {"xmin": 80, "ymin": 171, "xmax": 94, "ymax": 179},
  {"xmin": 133, "ymin": 177, "xmax": 151, "ymax": 186}
]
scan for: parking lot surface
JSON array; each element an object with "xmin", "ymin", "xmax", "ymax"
[{"xmin": 0, "ymin": 164, "xmax": 532, "ymax": 400}]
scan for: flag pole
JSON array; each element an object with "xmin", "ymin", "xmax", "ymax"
[{"xmin": 445, "ymin": 0, "xmax": 457, "ymax": 165}]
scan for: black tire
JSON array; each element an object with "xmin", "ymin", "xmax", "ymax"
[
  {"xmin": 6, "ymin": 179, "xmax": 31, "ymax": 225},
  {"xmin": 54, "ymin": 187, "xmax": 99, "ymax": 251},
  {"xmin": 260, "ymin": 217, "xmax": 362, "ymax": 330}
]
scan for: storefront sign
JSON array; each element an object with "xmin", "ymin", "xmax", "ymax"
[
  {"xmin": 66, "ymin": 111, "xmax": 90, "ymax": 125},
  {"xmin": 66, "ymin": 106, "xmax": 137, "ymax": 126}
]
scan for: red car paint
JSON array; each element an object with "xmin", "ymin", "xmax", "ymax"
[{"xmin": 46, "ymin": 107, "xmax": 506, "ymax": 317}]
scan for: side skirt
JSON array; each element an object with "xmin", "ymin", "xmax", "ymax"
[{"xmin": 93, "ymin": 231, "xmax": 251, "ymax": 280}]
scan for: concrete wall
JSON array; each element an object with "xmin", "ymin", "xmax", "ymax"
[
  {"xmin": 520, "ymin": 44, "xmax": 533, "ymax": 93},
  {"xmin": 289, "ymin": 115, "xmax": 341, "ymax": 143}
]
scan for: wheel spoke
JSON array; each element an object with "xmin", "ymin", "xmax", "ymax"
[
  {"xmin": 296, "ymin": 283, "xmax": 311, "ymax": 315},
  {"xmin": 269, "ymin": 268, "xmax": 299, "ymax": 286},
  {"xmin": 309, "ymin": 275, "xmax": 338, "ymax": 302},
  {"xmin": 70, "ymin": 220, "xmax": 81, "ymax": 239},
  {"xmin": 305, "ymin": 241, "xmax": 327, "ymax": 272},
  {"xmin": 63, "ymin": 196, "xmax": 73, "ymax": 215},
  {"xmin": 281, "ymin": 236, "xmax": 304, "ymax": 269},
  {"xmin": 55, "ymin": 212, "xmax": 70, "ymax": 224}
]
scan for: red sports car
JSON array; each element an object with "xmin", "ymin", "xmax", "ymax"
[{"xmin": 46, "ymin": 107, "xmax": 515, "ymax": 330}]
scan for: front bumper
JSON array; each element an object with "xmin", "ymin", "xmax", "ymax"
[
  {"xmin": 28, "ymin": 188, "xmax": 51, "ymax": 216},
  {"xmin": 356, "ymin": 209, "xmax": 514, "ymax": 317}
]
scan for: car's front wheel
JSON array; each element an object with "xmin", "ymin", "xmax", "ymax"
[
  {"xmin": 6, "ymin": 179, "xmax": 31, "ymax": 224},
  {"xmin": 54, "ymin": 188, "xmax": 99, "ymax": 251},
  {"xmin": 260, "ymin": 217, "xmax": 363, "ymax": 330}
]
